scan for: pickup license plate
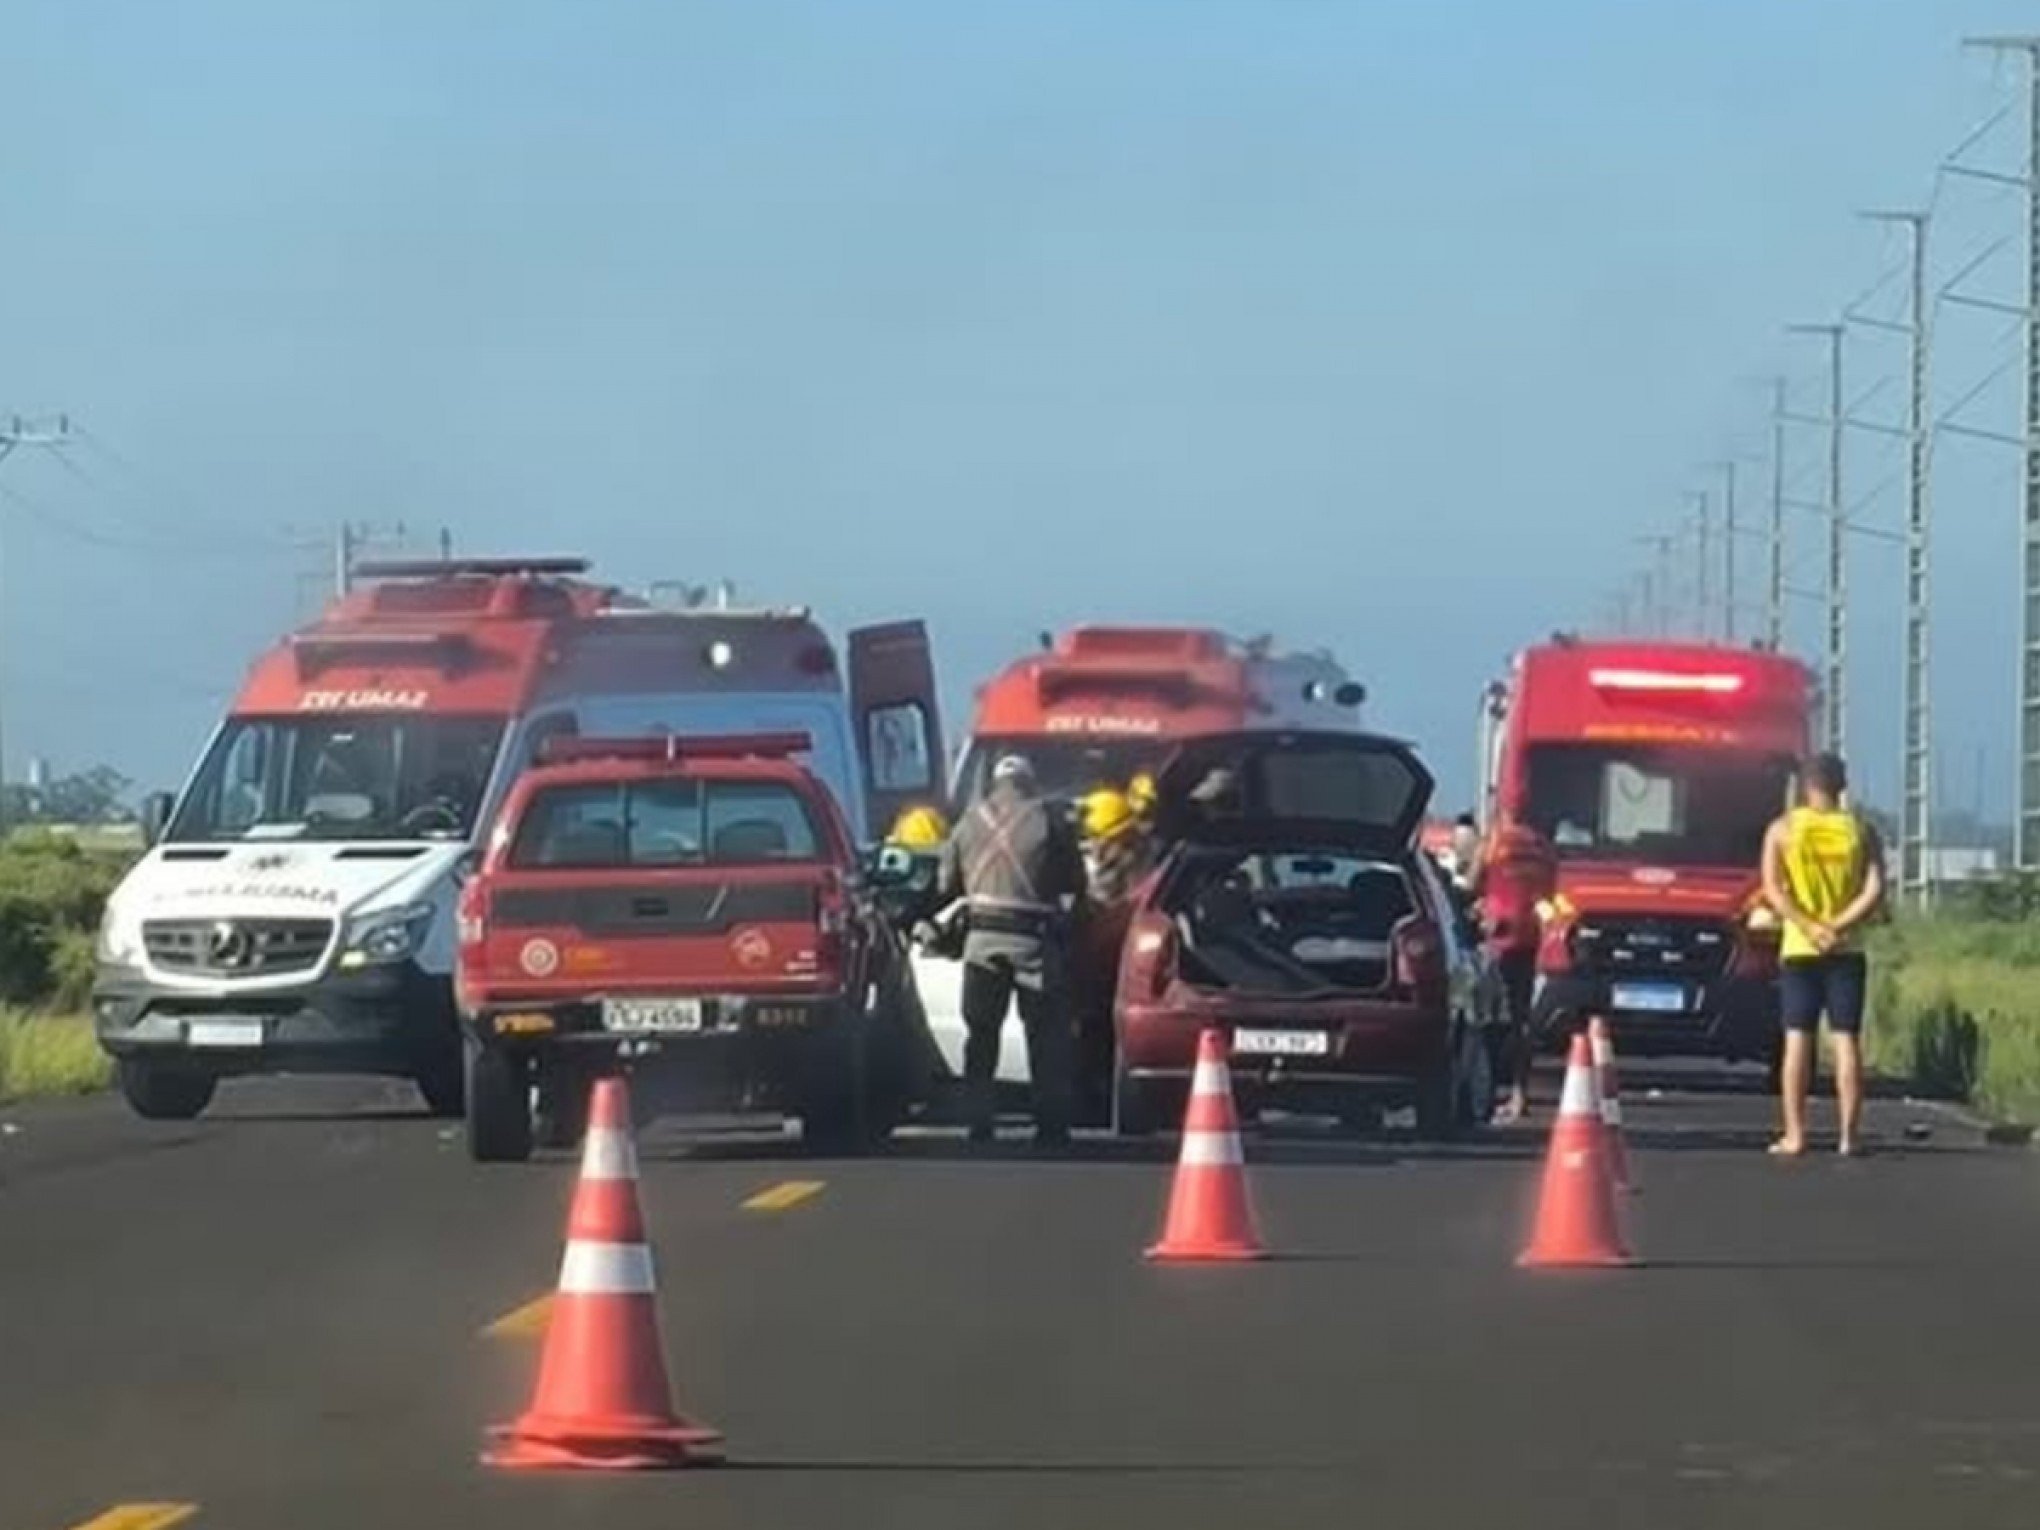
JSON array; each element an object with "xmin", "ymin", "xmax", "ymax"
[
  {"xmin": 602, "ymin": 997, "xmax": 705, "ymax": 1034},
  {"xmin": 187, "ymin": 1019, "xmax": 263, "ymax": 1048},
  {"xmin": 1232, "ymin": 1027, "xmax": 1331, "ymax": 1057},
  {"xmin": 1610, "ymin": 982, "xmax": 1686, "ymax": 1014}
]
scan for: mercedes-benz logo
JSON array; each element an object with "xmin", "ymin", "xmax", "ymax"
[{"xmin": 207, "ymin": 920, "xmax": 254, "ymax": 970}]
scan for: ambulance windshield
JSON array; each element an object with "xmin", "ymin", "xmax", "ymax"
[
  {"xmin": 168, "ymin": 714, "xmax": 508, "ymax": 843},
  {"xmin": 954, "ymin": 736, "xmax": 1162, "ymax": 808},
  {"xmin": 1522, "ymin": 744, "xmax": 1793, "ymax": 866}
]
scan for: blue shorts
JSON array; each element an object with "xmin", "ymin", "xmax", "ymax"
[{"xmin": 1779, "ymin": 953, "xmax": 1867, "ymax": 1035}]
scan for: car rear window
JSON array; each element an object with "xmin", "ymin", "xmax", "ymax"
[{"xmin": 510, "ymin": 778, "xmax": 825, "ymax": 867}]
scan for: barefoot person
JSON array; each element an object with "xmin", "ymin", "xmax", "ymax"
[{"xmin": 1760, "ymin": 752, "xmax": 1884, "ymax": 1157}]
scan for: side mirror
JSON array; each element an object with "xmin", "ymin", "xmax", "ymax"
[{"xmin": 139, "ymin": 791, "xmax": 175, "ymax": 848}]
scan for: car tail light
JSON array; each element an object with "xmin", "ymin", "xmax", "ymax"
[
  {"xmin": 816, "ymin": 871, "xmax": 849, "ymax": 963},
  {"xmin": 456, "ymin": 881, "xmax": 486, "ymax": 946},
  {"xmin": 1123, "ymin": 912, "xmax": 1176, "ymax": 999},
  {"xmin": 1390, "ymin": 915, "xmax": 1443, "ymax": 997}
]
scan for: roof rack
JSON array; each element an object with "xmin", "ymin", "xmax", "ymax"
[{"xmin": 351, "ymin": 556, "xmax": 591, "ymax": 580}]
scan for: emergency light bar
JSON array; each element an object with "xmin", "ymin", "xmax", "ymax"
[
  {"xmin": 352, "ymin": 557, "xmax": 592, "ymax": 580},
  {"xmin": 538, "ymin": 732, "xmax": 812, "ymax": 765},
  {"xmin": 1587, "ymin": 668, "xmax": 1745, "ymax": 695}
]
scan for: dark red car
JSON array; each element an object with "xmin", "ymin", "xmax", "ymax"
[
  {"xmin": 1111, "ymin": 730, "xmax": 1499, "ymax": 1138},
  {"xmin": 454, "ymin": 733, "xmax": 923, "ymax": 1161}
]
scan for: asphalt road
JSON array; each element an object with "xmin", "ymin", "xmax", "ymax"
[{"xmin": 6, "ymin": 1064, "xmax": 2038, "ymax": 1530}]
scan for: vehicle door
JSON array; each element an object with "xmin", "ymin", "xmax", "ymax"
[{"xmin": 847, "ymin": 620, "xmax": 944, "ymax": 840}]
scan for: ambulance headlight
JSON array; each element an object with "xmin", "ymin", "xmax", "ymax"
[
  {"xmin": 95, "ymin": 902, "xmax": 143, "ymax": 967},
  {"xmin": 339, "ymin": 903, "xmax": 435, "ymax": 968}
]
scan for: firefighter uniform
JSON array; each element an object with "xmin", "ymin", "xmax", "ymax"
[{"xmin": 937, "ymin": 756, "xmax": 1087, "ymax": 1143}]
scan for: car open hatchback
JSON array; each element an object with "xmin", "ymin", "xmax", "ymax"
[{"xmin": 1111, "ymin": 729, "xmax": 1498, "ymax": 1138}]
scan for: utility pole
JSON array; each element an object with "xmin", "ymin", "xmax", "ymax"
[
  {"xmin": 0, "ymin": 414, "xmax": 73, "ymax": 821},
  {"xmin": 1864, "ymin": 208, "xmax": 1934, "ymax": 904},
  {"xmin": 1768, "ymin": 378, "xmax": 1787, "ymax": 651},
  {"xmin": 1687, "ymin": 490, "xmax": 1712, "ymax": 639},
  {"xmin": 1789, "ymin": 322, "xmax": 1847, "ymax": 755},
  {"xmin": 332, "ymin": 520, "xmax": 408, "ymax": 597},
  {"xmin": 1966, "ymin": 36, "xmax": 2040, "ymax": 866},
  {"xmin": 1720, "ymin": 459, "xmax": 1738, "ymax": 643},
  {"xmin": 1637, "ymin": 532, "xmax": 1674, "ymax": 636}
]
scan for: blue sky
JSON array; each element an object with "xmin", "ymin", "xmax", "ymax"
[{"xmin": 2, "ymin": 0, "xmax": 2036, "ymax": 816}]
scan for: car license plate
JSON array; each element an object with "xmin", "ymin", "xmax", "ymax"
[
  {"xmin": 1232, "ymin": 1027, "xmax": 1331, "ymax": 1057},
  {"xmin": 601, "ymin": 997, "xmax": 705, "ymax": 1034},
  {"xmin": 1611, "ymin": 982, "xmax": 1686, "ymax": 1014},
  {"xmin": 187, "ymin": 1019, "xmax": 263, "ymax": 1048}
]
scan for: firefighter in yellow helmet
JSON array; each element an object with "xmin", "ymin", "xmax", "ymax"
[
  {"xmin": 1126, "ymin": 770, "xmax": 1159, "ymax": 823},
  {"xmin": 886, "ymin": 804, "xmax": 950, "ymax": 851},
  {"xmin": 1080, "ymin": 786, "xmax": 1153, "ymax": 907}
]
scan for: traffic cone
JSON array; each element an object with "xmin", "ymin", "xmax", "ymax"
[
  {"xmin": 485, "ymin": 1077, "xmax": 724, "ymax": 1469},
  {"xmin": 1587, "ymin": 1016, "xmax": 1634, "ymax": 1192},
  {"xmin": 1518, "ymin": 1032, "xmax": 1634, "ymax": 1268},
  {"xmin": 1146, "ymin": 1029, "xmax": 1267, "ymax": 1262}
]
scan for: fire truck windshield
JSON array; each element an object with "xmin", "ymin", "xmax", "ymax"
[
  {"xmin": 1522, "ymin": 744, "xmax": 1793, "ymax": 867},
  {"xmin": 953, "ymin": 736, "xmax": 1162, "ymax": 808},
  {"xmin": 168, "ymin": 714, "xmax": 508, "ymax": 843}
]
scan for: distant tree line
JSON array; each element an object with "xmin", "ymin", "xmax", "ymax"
[{"xmin": 0, "ymin": 765, "xmax": 132, "ymax": 827}]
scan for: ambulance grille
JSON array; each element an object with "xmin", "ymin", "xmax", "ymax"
[
  {"xmin": 1568, "ymin": 915, "xmax": 1732, "ymax": 981},
  {"xmin": 143, "ymin": 918, "xmax": 333, "ymax": 978}
]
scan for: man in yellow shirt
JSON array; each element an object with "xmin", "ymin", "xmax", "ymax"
[{"xmin": 1760, "ymin": 752, "xmax": 1885, "ymax": 1157}]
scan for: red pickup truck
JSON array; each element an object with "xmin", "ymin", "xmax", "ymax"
[{"xmin": 454, "ymin": 732, "xmax": 924, "ymax": 1161}]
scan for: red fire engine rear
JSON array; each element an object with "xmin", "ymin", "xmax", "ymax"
[{"xmin": 1478, "ymin": 639, "xmax": 1813, "ymax": 1063}]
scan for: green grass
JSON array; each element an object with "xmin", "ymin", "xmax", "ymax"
[
  {"xmin": 0, "ymin": 1011, "xmax": 110, "ymax": 1102},
  {"xmin": 1864, "ymin": 916, "xmax": 2040, "ymax": 1125}
]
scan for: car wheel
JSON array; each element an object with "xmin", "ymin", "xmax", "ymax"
[
  {"xmin": 117, "ymin": 1058, "xmax": 217, "ymax": 1121},
  {"xmin": 800, "ymin": 1019, "xmax": 872, "ymax": 1155},
  {"xmin": 465, "ymin": 1040, "xmax": 533, "ymax": 1163},
  {"xmin": 1455, "ymin": 1021, "xmax": 1495, "ymax": 1131},
  {"xmin": 1413, "ymin": 1041, "xmax": 1459, "ymax": 1142},
  {"xmin": 413, "ymin": 1035, "xmax": 465, "ymax": 1118},
  {"xmin": 533, "ymin": 1058, "xmax": 590, "ymax": 1151},
  {"xmin": 1113, "ymin": 1063, "xmax": 1158, "ymax": 1138},
  {"xmin": 1338, "ymin": 1100, "xmax": 1385, "ymax": 1135}
]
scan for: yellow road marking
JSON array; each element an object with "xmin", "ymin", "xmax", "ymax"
[
  {"xmin": 67, "ymin": 1506, "xmax": 198, "ymax": 1530},
  {"xmin": 742, "ymin": 1179, "xmax": 825, "ymax": 1212},
  {"xmin": 482, "ymin": 1292, "xmax": 555, "ymax": 1339}
]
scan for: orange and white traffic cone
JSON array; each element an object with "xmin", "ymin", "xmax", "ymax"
[
  {"xmin": 485, "ymin": 1077, "xmax": 724, "ymax": 1469},
  {"xmin": 1587, "ymin": 1016, "xmax": 1634, "ymax": 1192},
  {"xmin": 1518, "ymin": 1031, "xmax": 1634, "ymax": 1269},
  {"xmin": 1146, "ymin": 1028, "xmax": 1267, "ymax": 1263}
]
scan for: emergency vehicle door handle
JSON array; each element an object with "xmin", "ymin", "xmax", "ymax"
[{"xmin": 631, "ymin": 896, "xmax": 669, "ymax": 918}]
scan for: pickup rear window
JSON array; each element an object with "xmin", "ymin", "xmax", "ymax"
[{"xmin": 510, "ymin": 779, "xmax": 824, "ymax": 868}]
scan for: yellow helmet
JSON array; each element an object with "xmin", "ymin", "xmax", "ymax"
[
  {"xmin": 887, "ymin": 804, "xmax": 949, "ymax": 849},
  {"xmin": 1126, "ymin": 770, "xmax": 1159, "ymax": 815},
  {"xmin": 1082, "ymin": 787, "xmax": 1138, "ymax": 843}
]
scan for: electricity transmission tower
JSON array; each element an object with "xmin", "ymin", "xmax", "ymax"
[
  {"xmin": 0, "ymin": 414, "xmax": 74, "ymax": 817},
  {"xmin": 1962, "ymin": 36, "xmax": 2040, "ymax": 867}
]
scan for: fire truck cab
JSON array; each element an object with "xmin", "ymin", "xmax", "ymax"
[
  {"xmin": 1478, "ymin": 638, "xmax": 1812, "ymax": 1064},
  {"xmin": 912, "ymin": 625, "xmax": 1366, "ymax": 1121},
  {"xmin": 92, "ymin": 557, "xmax": 942, "ymax": 1124}
]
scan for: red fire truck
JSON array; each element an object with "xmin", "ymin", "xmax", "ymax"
[
  {"xmin": 912, "ymin": 624, "xmax": 1367, "ymax": 1118},
  {"xmin": 92, "ymin": 556, "xmax": 942, "ymax": 1132},
  {"xmin": 1477, "ymin": 638, "xmax": 1813, "ymax": 1064}
]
